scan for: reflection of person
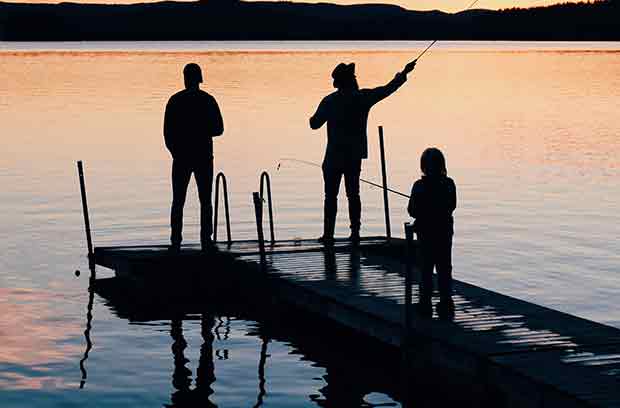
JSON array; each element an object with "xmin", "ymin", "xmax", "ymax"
[
  {"xmin": 407, "ymin": 148, "xmax": 457, "ymax": 319},
  {"xmin": 164, "ymin": 63, "xmax": 224, "ymax": 252},
  {"xmin": 167, "ymin": 315, "xmax": 217, "ymax": 408},
  {"xmin": 310, "ymin": 60, "xmax": 416, "ymax": 246}
]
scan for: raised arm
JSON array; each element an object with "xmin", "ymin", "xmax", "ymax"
[{"xmin": 365, "ymin": 60, "xmax": 416, "ymax": 107}]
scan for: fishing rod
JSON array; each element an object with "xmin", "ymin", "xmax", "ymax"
[
  {"xmin": 277, "ymin": 158, "xmax": 411, "ymax": 199},
  {"xmin": 412, "ymin": 0, "xmax": 482, "ymax": 63}
]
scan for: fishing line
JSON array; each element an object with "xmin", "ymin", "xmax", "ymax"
[
  {"xmin": 277, "ymin": 158, "xmax": 411, "ymax": 199},
  {"xmin": 413, "ymin": 0, "xmax": 482, "ymax": 62}
]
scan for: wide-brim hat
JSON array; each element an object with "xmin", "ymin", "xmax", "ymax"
[{"xmin": 331, "ymin": 63, "xmax": 355, "ymax": 82}]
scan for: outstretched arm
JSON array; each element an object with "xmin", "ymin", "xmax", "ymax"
[{"xmin": 365, "ymin": 60, "xmax": 416, "ymax": 107}]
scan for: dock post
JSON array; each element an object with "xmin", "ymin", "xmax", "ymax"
[
  {"xmin": 402, "ymin": 222, "xmax": 415, "ymax": 408},
  {"xmin": 404, "ymin": 222, "xmax": 414, "ymax": 334},
  {"xmin": 253, "ymin": 192, "xmax": 267, "ymax": 267},
  {"xmin": 379, "ymin": 126, "xmax": 392, "ymax": 240},
  {"xmin": 259, "ymin": 171, "xmax": 276, "ymax": 245},
  {"xmin": 77, "ymin": 161, "xmax": 95, "ymax": 275}
]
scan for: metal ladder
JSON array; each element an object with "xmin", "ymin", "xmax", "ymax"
[{"xmin": 213, "ymin": 171, "xmax": 232, "ymax": 245}]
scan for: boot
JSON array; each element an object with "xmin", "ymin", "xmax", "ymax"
[
  {"xmin": 318, "ymin": 206, "xmax": 336, "ymax": 247},
  {"xmin": 348, "ymin": 229, "xmax": 360, "ymax": 246}
]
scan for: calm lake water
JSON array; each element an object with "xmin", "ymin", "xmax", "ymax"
[{"xmin": 1, "ymin": 41, "xmax": 619, "ymax": 406}]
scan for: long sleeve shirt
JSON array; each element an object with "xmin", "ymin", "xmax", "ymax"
[
  {"xmin": 164, "ymin": 88, "xmax": 223, "ymax": 162},
  {"xmin": 408, "ymin": 175, "xmax": 457, "ymax": 238},
  {"xmin": 310, "ymin": 72, "xmax": 407, "ymax": 164}
]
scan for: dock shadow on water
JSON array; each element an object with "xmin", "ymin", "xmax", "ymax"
[{"xmin": 86, "ymin": 265, "xmax": 482, "ymax": 408}]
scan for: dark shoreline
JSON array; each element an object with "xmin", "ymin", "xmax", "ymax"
[{"xmin": 0, "ymin": 0, "xmax": 619, "ymax": 41}]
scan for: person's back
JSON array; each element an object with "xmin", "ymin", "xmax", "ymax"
[
  {"xmin": 408, "ymin": 174, "xmax": 456, "ymax": 239},
  {"xmin": 164, "ymin": 88, "xmax": 222, "ymax": 162}
]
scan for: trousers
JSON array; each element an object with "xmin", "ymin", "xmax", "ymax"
[
  {"xmin": 170, "ymin": 159, "xmax": 214, "ymax": 246},
  {"xmin": 417, "ymin": 235, "xmax": 453, "ymax": 304},
  {"xmin": 322, "ymin": 158, "xmax": 362, "ymax": 238}
]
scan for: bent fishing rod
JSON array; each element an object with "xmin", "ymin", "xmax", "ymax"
[
  {"xmin": 412, "ymin": 0, "xmax": 482, "ymax": 63},
  {"xmin": 277, "ymin": 158, "xmax": 411, "ymax": 199}
]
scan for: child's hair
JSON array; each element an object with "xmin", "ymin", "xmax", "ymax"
[{"xmin": 420, "ymin": 147, "xmax": 447, "ymax": 177}]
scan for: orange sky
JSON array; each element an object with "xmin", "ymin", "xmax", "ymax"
[{"xmin": 8, "ymin": 0, "xmax": 564, "ymax": 13}]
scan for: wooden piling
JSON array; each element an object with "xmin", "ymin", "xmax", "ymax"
[
  {"xmin": 379, "ymin": 126, "xmax": 392, "ymax": 240},
  {"xmin": 77, "ymin": 161, "xmax": 95, "ymax": 273}
]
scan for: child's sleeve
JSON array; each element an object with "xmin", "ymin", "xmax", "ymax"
[
  {"xmin": 448, "ymin": 178, "xmax": 457, "ymax": 212},
  {"xmin": 407, "ymin": 182, "xmax": 418, "ymax": 218}
]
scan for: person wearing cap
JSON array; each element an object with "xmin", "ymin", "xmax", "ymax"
[
  {"xmin": 164, "ymin": 63, "xmax": 224, "ymax": 252},
  {"xmin": 309, "ymin": 60, "xmax": 416, "ymax": 246}
]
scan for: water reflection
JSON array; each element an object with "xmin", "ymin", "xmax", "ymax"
[
  {"xmin": 324, "ymin": 249, "xmax": 338, "ymax": 281},
  {"xmin": 167, "ymin": 315, "xmax": 217, "ymax": 408},
  {"xmin": 78, "ymin": 273, "xmax": 95, "ymax": 389},
  {"xmin": 349, "ymin": 248, "xmax": 361, "ymax": 290},
  {"xmin": 253, "ymin": 334, "xmax": 270, "ymax": 408},
  {"xmin": 94, "ymin": 278, "xmax": 405, "ymax": 407}
]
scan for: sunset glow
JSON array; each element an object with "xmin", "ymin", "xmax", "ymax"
[{"xmin": 5, "ymin": 0, "xmax": 568, "ymax": 13}]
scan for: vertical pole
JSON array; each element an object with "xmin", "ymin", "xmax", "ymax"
[
  {"xmin": 379, "ymin": 126, "xmax": 391, "ymax": 240},
  {"xmin": 260, "ymin": 172, "xmax": 276, "ymax": 245},
  {"xmin": 404, "ymin": 222, "xmax": 414, "ymax": 334},
  {"xmin": 77, "ymin": 161, "xmax": 95, "ymax": 273},
  {"xmin": 253, "ymin": 192, "xmax": 266, "ymax": 266},
  {"xmin": 402, "ymin": 221, "xmax": 415, "ymax": 408}
]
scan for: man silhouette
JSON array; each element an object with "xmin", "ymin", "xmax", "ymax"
[
  {"xmin": 309, "ymin": 60, "xmax": 416, "ymax": 245},
  {"xmin": 164, "ymin": 63, "xmax": 224, "ymax": 252}
]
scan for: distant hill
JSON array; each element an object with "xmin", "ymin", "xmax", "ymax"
[{"xmin": 0, "ymin": 0, "xmax": 618, "ymax": 41}]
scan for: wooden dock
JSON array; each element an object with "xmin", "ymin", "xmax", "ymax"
[{"xmin": 93, "ymin": 237, "xmax": 620, "ymax": 407}]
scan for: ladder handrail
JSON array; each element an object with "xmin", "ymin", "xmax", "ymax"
[
  {"xmin": 213, "ymin": 171, "xmax": 232, "ymax": 245},
  {"xmin": 259, "ymin": 171, "xmax": 275, "ymax": 245}
]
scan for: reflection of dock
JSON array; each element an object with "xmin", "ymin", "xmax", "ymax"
[{"xmin": 94, "ymin": 238, "xmax": 620, "ymax": 408}]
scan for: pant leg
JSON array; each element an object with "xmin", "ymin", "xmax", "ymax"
[
  {"xmin": 322, "ymin": 162, "xmax": 343, "ymax": 239},
  {"xmin": 195, "ymin": 160, "xmax": 214, "ymax": 246},
  {"xmin": 170, "ymin": 160, "xmax": 193, "ymax": 246},
  {"xmin": 343, "ymin": 159, "xmax": 362, "ymax": 233},
  {"xmin": 416, "ymin": 237, "xmax": 435, "ymax": 305},
  {"xmin": 435, "ymin": 237, "xmax": 454, "ymax": 303}
]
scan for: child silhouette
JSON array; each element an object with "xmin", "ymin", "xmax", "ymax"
[{"xmin": 408, "ymin": 148, "xmax": 457, "ymax": 319}]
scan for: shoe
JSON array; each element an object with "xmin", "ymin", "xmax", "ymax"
[
  {"xmin": 436, "ymin": 300, "xmax": 455, "ymax": 321},
  {"xmin": 201, "ymin": 238, "xmax": 217, "ymax": 253},
  {"xmin": 318, "ymin": 235, "xmax": 335, "ymax": 247},
  {"xmin": 348, "ymin": 230, "xmax": 360, "ymax": 246},
  {"xmin": 413, "ymin": 302, "xmax": 433, "ymax": 318}
]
